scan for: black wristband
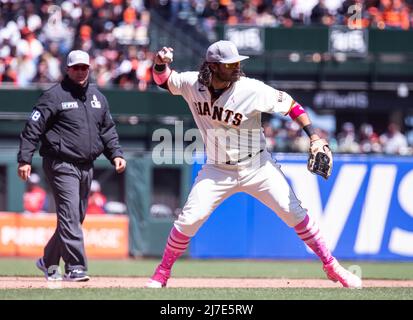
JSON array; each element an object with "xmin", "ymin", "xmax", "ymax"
[
  {"xmin": 303, "ymin": 124, "xmax": 316, "ymax": 137},
  {"xmin": 154, "ymin": 64, "xmax": 166, "ymax": 72}
]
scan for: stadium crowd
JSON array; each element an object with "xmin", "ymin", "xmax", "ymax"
[
  {"xmin": 0, "ymin": 0, "xmax": 412, "ymax": 154},
  {"xmin": 1, "ymin": 1, "xmax": 413, "ymax": 89},
  {"xmin": 154, "ymin": 0, "xmax": 413, "ymax": 41},
  {"xmin": 0, "ymin": 0, "xmax": 153, "ymax": 89},
  {"xmin": 263, "ymin": 117, "xmax": 413, "ymax": 155}
]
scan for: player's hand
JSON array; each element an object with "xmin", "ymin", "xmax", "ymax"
[
  {"xmin": 18, "ymin": 163, "xmax": 32, "ymax": 181},
  {"xmin": 113, "ymin": 157, "xmax": 126, "ymax": 174},
  {"xmin": 155, "ymin": 47, "xmax": 174, "ymax": 65}
]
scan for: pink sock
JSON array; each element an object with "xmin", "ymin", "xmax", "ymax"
[
  {"xmin": 294, "ymin": 214, "xmax": 334, "ymax": 265},
  {"xmin": 160, "ymin": 226, "xmax": 190, "ymax": 270}
]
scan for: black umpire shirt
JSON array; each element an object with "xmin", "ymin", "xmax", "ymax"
[{"xmin": 18, "ymin": 75, "xmax": 123, "ymax": 165}]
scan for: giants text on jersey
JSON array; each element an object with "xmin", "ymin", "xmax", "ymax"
[{"xmin": 167, "ymin": 71, "xmax": 295, "ymax": 163}]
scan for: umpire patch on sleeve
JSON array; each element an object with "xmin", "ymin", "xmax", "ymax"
[{"xmin": 30, "ymin": 110, "xmax": 41, "ymax": 121}]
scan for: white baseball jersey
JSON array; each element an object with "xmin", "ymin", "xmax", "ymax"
[
  {"xmin": 165, "ymin": 70, "xmax": 307, "ymax": 237},
  {"xmin": 167, "ymin": 71, "xmax": 295, "ymax": 163}
]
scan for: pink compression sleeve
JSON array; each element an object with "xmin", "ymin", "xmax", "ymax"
[
  {"xmin": 153, "ymin": 65, "xmax": 172, "ymax": 85},
  {"xmin": 288, "ymin": 103, "xmax": 306, "ymax": 120}
]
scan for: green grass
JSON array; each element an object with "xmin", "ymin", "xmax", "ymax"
[
  {"xmin": 0, "ymin": 288, "xmax": 412, "ymax": 300},
  {"xmin": 0, "ymin": 258, "xmax": 413, "ymax": 300},
  {"xmin": 1, "ymin": 258, "xmax": 413, "ymax": 279}
]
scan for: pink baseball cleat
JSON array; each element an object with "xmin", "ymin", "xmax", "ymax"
[
  {"xmin": 323, "ymin": 259, "xmax": 362, "ymax": 289},
  {"xmin": 145, "ymin": 265, "xmax": 170, "ymax": 288}
]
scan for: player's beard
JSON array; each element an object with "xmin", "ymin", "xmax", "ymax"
[{"xmin": 215, "ymin": 69, "xmax": 242, "ymax": 83}]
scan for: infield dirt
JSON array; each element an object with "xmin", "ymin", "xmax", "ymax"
[{"xmin": 1, "ymin": 277, "xmax": 412, "ymax": 289}]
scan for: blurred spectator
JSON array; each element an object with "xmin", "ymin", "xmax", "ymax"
[
  {"xmin": 256, "ymin": 4, "xmax": 278, "ymax": 26},
  {"xmin": 112, "ymin": 6, "xmax": 150, "ymax": 46},
  {"xmin": 86, "ymin": 180, "xmax": 107, "ymax": 215},
  {"xmin": 359, "ymin": 123, "xmax": 382, "ymax": 153},
  {"xmin": 16, "ymin": 54, "xmax": 37, "ymax": 87},
  {"xmin": 17, "ymin": 2, "xmax": 42, "ymax": 33},
  {"xmin": 311, "ymin": 0, "xmax": 335, "ymax": 25},
  {"xmin": 324, "ymin": 129, "xmax": 338, "ymax": 152},
  {"xmin": 76, "ymin": 24, "xmax": 93, "ymax": 52},
  {"xmin": 379, "ymin": 0, "xmax": 410, "ymax": 30},
  {"xmin": 42, "ymin": 44, "xmax": 63, "ymax": 81},
  {"xmin": 263, "ymin": 121, "xmax": 277, "ymax": 151},
  {"xmin": 23, "ymin": 173, "xmax": 49, "ymax": 214},
  {"xmin": 0, "ymin": 58, "xmax": 17, "ymax": 84},
  {"xmin": 379, "ymin": 122, "xmax": 409, "ymax": 154},
  {"xmin": 135, "ymin": 47, "xmax": 153, "ymax": 91},
  {"xmin": 285, "ymin": 121, "xmax": 302, "ymax": 152},
  {"xmin": 16, "ymin": 27, "xmax": 44, "ymax": 62},
  {"xmin": 94, "ymin": 55, "xmax": 112, "ymax": 86},
  {"xmin": 337, "ymin": 122, "xmax": 360, "ymax": 153},
  {"xmin": 32, "ymin": 58, "xmax": 55, "ymax": 83}
]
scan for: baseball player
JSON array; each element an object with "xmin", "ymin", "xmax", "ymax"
[{"xmin": 146, "ymin": 40, "xmax": 361, "ymax": 289}]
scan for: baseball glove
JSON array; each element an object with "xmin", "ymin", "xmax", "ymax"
[{"xmin": 307, "ymin": 139, "xmax": 333, "ymax": 180}]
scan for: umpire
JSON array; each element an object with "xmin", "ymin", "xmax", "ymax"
[{"xmin": 17, "ymin": 50, "xmax": 126, "ymax": 282}]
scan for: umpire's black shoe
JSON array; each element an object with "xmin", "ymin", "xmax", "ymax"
[{"xmin": 64, "ymin": 269, "xmax": 90, "ymax": 282}]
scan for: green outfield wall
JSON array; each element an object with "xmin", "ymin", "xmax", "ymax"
[{"xmin": 0, "ymin": 88, "xmax": 189, "ymax": 115}]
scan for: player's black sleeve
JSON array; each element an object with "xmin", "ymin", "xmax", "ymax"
[
  {"xmin": 17, "ymin": 91, "xmax": 56, "ymax": 164},
  {"xmin": 100, "ymin": 97, "xmax": 124, "ymax": 163}
]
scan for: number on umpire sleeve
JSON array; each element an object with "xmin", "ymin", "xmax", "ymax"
[{"xmin": 31, "ymin": 110, "xmax": 41, "ymax": 121}]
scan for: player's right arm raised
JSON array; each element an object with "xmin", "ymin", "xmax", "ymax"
[
  {"xmin": 152, "ymin": 47, "xmax": 197, "ymax": 97},
  {"xmin": 152, "ymin": 47, "xmax": 174, "ymax": 89}
]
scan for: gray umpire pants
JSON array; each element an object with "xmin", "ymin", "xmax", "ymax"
[{"xmin": 42, "ymin": 157, "xmax": 93, "ymax": 272}]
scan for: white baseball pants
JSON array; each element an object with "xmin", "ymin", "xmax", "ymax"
[{"xmin": 174, "ymin": 152, "xmax": 308, "ymax": 237}]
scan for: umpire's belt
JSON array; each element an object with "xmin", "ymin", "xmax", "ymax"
[{"xmin": 225, "ymin": 149, "xmax": 264, "ymax": 165}]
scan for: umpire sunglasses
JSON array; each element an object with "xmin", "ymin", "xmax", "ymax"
[{"xmin": 70, "ymin": 64, "xmax": 89, "ymax": 71}]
